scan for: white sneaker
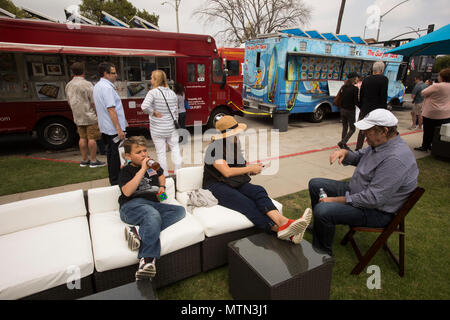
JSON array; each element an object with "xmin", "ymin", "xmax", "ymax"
[
  {"xmin": 124, "ymin": 226, "xmax": 141, "ymax": 251},
  {"xmin": 291, "ymin": 208, "xmax": 313, "ymax": 244}
]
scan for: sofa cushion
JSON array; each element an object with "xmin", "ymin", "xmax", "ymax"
[
  {"xmin": 177, "ymin": 191, "xmax": 283, "ymax": 237},
  {"xmin": 0, "ymin": 217, "xmax": 94, "ymax": 300},
  {"xmin": 176, "ymin": 166, "xmax": 203, "ymax": 193},
  {"xmin": 88, "ymin": 187, "xmax": 205, "ymax": 273},
  {"xmin": 88, "ymin": 178, "xmax": 175, "ymax": 215},
  {"xmin": 0, "ymin": 190, "xmax": 86, "ymax": 236}
]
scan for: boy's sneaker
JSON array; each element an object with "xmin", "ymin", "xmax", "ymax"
[
  {"xmin": 124, "ymin": 226, "xmax": 141, "ymax": 251},
  {"xmin": 277, "ymin": 208, "xmax": 312, "ymax": 241},
  {"xmin": 80, "ymin": 160, "xmax": 90, "ymax": 167},
  {"xmin": 291, "ymin": 208, "xmax": 313, "ymax": 244},
  {"xmin": 89, "ymin": 160, "xmax": 106, "ymax": 168},
  {"xmin": 135, "ymin": 257, "xmax": 156, "ymax": 280}
]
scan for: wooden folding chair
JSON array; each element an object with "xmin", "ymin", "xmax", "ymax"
[{"xmin": 340, "ymin": 187, "xmax": 425, "ymax": 276}]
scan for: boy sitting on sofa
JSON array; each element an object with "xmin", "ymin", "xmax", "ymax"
[{"xmin": 119, "ymin": 136, "xmax": 186, "ymax": 280}]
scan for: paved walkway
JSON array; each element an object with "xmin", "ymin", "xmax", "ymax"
[{"xmin": 0, "ymin": 108, "xmax": 428, "ymax": 205}]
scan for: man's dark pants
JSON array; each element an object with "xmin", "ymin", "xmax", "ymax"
[
  {"xmin": 309, "ymin": 178, "xmax": 394, "ymax": 256},
  {"xmin": 102, "ymin": 133, "xmax": 122, "ymax": 185}
]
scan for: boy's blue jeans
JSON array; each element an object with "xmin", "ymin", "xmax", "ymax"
[
  {"xmin": 309, "ymin": 178, "xmax": 394, "ymax": 256},
  {"xmin": 120, "ymin": 198, "xmax": 186, "ymax": 259}
]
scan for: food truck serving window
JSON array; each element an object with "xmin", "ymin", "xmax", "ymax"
[{"xmin": 286, "ymin": 54, "xmax": 343, "ymax": 81}]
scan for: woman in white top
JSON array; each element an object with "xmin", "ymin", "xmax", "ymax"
[{"xmin": 141, "ymin": 70, "xmax": 182, "ymax": 176}]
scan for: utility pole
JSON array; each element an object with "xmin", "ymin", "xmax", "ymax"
[
  {"xmin": 162, "ymin": 0, "xmax": 181, "ymax": 33},
  {"xmin": 376, "ymin": 0, "xmax": 409, "ymax": 41},
  {"xmin": 336, "ymin": 0, "xmax": 346, "ymax": 34}
]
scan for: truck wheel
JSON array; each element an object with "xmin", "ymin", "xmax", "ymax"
[
  {"xmin": 36, "ymin": 118, "xmax": 77, "ymax": 150},
  {"xmin": 309, "ymin": 105, "xmax": 326, "ymax": 123},
  {"xmin": 207, "ymin": 107, "xmax": 232, "ymax": 129}
]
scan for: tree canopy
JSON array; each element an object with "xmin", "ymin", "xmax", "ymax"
[
  {"xmin": 433, "ymin": 55, "xmax": 450, "ymax": 73},
  {"xmin": 194, "ymin": 0, "xmax": 312, "ymax": 46},
  {"xmin": 79, "ymin": 0, "xmax": 159, "ymax": 26},
  {"xmin": 0, "ymin": 0, "xmax": 26, "ymax": 18}
]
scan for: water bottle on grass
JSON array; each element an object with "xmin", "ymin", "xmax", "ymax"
[{"xmin": 319, "ymin": 188, "xmax": 328, "ymax": 199}]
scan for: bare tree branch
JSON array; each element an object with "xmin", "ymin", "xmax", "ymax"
[{"xmin": 193, "ymin": 0, "xmax": 311, "ymax": 46}]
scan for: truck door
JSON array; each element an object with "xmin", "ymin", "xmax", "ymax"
[{"xmin": 177, "ymin": 58, "xmax": 211, "ymax": 126}]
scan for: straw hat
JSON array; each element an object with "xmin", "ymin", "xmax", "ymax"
[{"xmin": 212, "ymin": 115, "xmax": 247, "ymax": 140}]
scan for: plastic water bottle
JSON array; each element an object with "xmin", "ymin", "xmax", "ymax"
[{"xmin": 319, "ymin": 188, "xmax": 328, "ymax": 199}]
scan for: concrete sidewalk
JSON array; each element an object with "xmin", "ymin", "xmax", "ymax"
[{"xmin": 0, "ymin": 109, "xmax": 428, "ymax": 205}]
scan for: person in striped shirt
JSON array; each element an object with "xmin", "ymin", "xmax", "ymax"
[{"xmin": 141, "ymin": 70, "xmax": 182, "ymax": 176}]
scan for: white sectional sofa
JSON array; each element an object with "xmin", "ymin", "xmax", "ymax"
[
  {"xmin": 0, "ymin": 190, "xmax": 94, "ymax": 300},
  {"xmin": 87, "ymin": 177, "xmax": 205, "ymax": 291},
  {"xmin": 175, "ymin": 166, "xmax": 283, "ymax": 271},
  {"xmin": 0, "ymin": 169, "xmax": 284, "ymax": 299}
]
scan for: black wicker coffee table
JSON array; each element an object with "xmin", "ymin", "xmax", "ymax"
[
  {"xmin": 80, "ymin": 280, "xmax": 157, "ymax": 300},
  {"xmin": 228, "ymin": 232, "xmax": 334, "ymax": 300}
]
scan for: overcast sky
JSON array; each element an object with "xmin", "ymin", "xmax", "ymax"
[{"xmin": 10, "ymin": 0, "xmax": 450, "ymax": 46}]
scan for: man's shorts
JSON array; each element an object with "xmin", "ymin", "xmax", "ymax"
[
  {"xmin": 413, "ymin": 102, "xmax": 423, "ymax": 115},
  {"xmin": 77, "ymin": 123, "xmax": 102, "ymax": 140}
]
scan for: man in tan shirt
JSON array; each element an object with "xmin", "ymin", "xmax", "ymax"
[{"xmin": 65, "ymin": 62, "xmax": 105, "ymax": 167}]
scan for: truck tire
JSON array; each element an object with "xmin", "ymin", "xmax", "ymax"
[
  {"xmin": 36, "ymin": 117, "xmax": 77, "ymax": 150},
  {"xmin": 207, "ymin": 107, "xmax": 232, "ymax": 129},
  {"xmin": 309, "ymin": 105, "xmax": 327, "ymax": 123}
]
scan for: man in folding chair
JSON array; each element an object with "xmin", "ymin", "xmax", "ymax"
[{"xmin": 308, "ymin": 109, "xmax": 418, "ymax": 257}]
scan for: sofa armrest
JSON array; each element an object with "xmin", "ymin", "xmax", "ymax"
[{"xmin": 175, "ymin": 191, "xmax": 189, "ymax": 209}]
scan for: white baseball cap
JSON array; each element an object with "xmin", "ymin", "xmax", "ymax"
[{"xmin": 355, "ymin": 109, "xmax": 398, "ymax": 130}]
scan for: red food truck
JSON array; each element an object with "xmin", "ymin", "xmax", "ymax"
[
  {"xmin": 0, "ymin": 17, "xmax": 242, "ymax": 149},
  {"xmin": 218, "ymin": 47, "xmax": 244, "ymax": 94}
]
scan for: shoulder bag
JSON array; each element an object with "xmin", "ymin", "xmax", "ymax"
[
  {"xmin": 333, "ymin": 86, "xmax": 344, "ymax": 108},
  {"xmin": 157, "ymin": 88, "xmax": 180, "ymax": 129}
]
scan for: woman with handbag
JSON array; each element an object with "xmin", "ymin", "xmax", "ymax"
[
  {"xmin": 336, "ymin": 72, "xmax": 359, "ymax": 150},
  {"xmin": 141, "ymin": 70, "xmax": 182, "ymax": 176},
  {"xmin": 202, "ymin": 115, "xmax": 312, "ymax": 244}
]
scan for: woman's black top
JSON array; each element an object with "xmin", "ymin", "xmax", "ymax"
[
  {"xmin": 202, "ymin": 138, "xmax": 246, "ymax": 188},
  {"xmin": 340, "ymin": 84, "xmax": 359, "ymax": 110}
]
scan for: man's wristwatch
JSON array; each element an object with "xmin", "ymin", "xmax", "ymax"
[{"xmin": 160, "ymin": 185, "xmax": 166, "ymax": 189}]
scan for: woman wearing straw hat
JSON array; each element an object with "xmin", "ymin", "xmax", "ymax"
[{"xmin": 202, "ymin": 115, "xmax": 312, "ymax": 244}]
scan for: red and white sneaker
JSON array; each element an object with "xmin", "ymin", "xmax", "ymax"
[
  {"xmin": 291, "ymin": 208, "xmax": 313, "ymax": 244},
  {"xmin": 277, "ymin": 208, "xmax": 312, "ymax": 242}
]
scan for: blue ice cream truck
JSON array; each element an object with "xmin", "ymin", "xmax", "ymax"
[{"xmin": 242, "ymin": 28, "xmax": 405, "ymax": 126}]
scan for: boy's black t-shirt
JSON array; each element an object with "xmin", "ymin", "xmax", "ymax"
[{"xmin": 118, "ymin": 163, "xmax": 164, "ymax": 207}]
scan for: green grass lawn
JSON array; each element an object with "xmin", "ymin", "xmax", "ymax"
[
  {"xmin": 0, "ymin": 155, "xmax": 448, "ymax": 299},
  {"xmin": 158, "ymin": 155, "xmax": 450, "ymax": 300},
  {"xmin": 0, "ymin": 157, "xmax": 108, "ymax": 196}
]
